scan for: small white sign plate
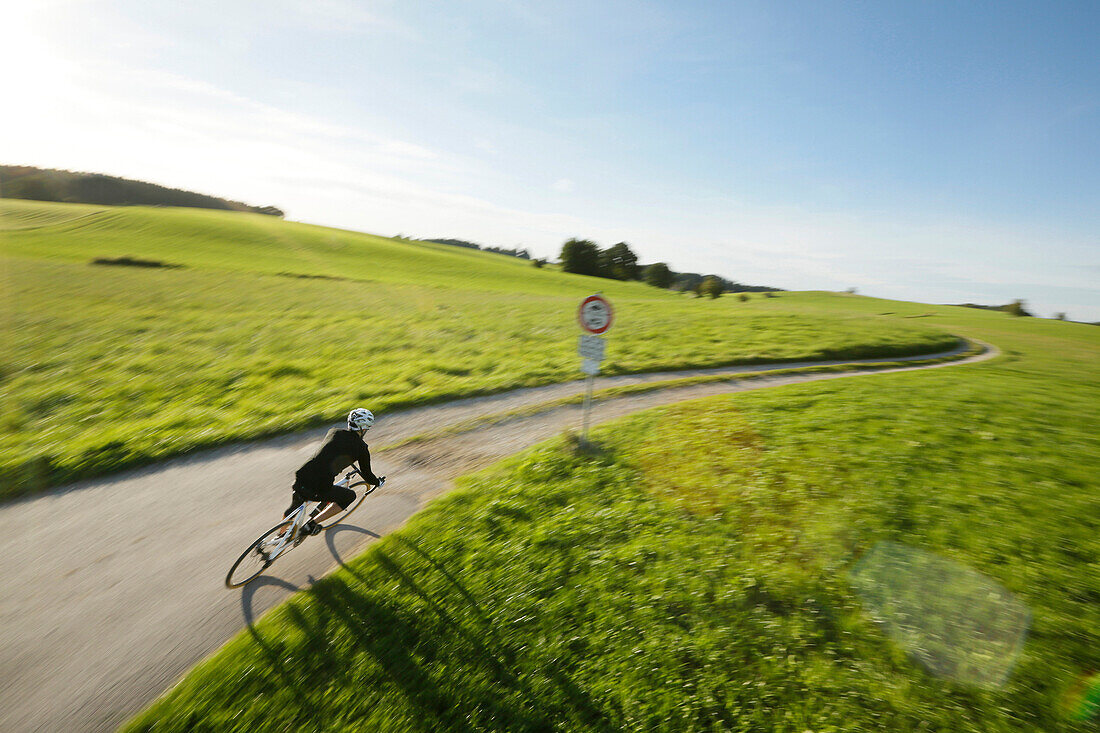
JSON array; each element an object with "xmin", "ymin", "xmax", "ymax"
[
  {"xmin": 580, "ymin": 358, "xmax": 601, "ymax": 376},
  {"xmin": 578, "ymin": 334, "xmax": 606, "ymax": 361}
]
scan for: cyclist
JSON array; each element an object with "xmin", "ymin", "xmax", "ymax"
[{"xmin": 286, "ymin": 407, "xmax": 383, "ymax": 536}]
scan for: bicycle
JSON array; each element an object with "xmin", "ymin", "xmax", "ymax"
[{"xmin": 225, "ymin": 471, "xmax": 385, "ymax": 588}]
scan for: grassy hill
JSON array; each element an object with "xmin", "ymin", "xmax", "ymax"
[
  {"xmin": 125, "ymin": 296, "xmax": 1099, "ymax": 732},
  {"xmin": 0, "ymin": 199, "xmax": 959, "ymax": 499}
]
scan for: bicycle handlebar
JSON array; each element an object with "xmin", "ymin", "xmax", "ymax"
[{"xmin": 341, "ymin": 469, "xmax": 385, "ymax": 488}]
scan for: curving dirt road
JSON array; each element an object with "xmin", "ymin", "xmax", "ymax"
[{"xmin": 0, "ymin": 341, "xmax": 996, "ymax": 732}]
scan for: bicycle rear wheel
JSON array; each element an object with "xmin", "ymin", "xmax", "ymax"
[
  {"xmin": 318, "ymin": 480, "xmax": 373, "ymax": 529},
  {"xmin": 226, "ymin": 520, "xmax": 293, "ymax": 588}
]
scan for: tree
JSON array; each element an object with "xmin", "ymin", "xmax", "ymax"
[
  {"xmin": 598, "ymin": 242, "xmax": 639, "ymax": 280},
  {"xmin": 559, "ymin": 238, "xmax": 601, "ymax": 276},
  {"xmin": 1055, "ymin": 312, "xmax": 1066, "ymax": 321},
  {"xmin": 643, "ymin": 262, "xmax": 674, "ymax": 289},
  {"xmin": 701, "ymin": 276, "xmax": 723, "ymax": 299},
  {"xmin": 738, "ymin": 293, "xmax": 749, "ymax": 302},
  {"xmin": 674, "ymin": 272, "xmax": 705, "ymax": 293},
  {"xmin": 1002, "ymin": 299, "xmax": 1033, "ymax": 317}
]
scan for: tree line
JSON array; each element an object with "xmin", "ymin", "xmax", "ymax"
[
  {"xmin": 0, "ymin": 165, "xmax": 283, "ymax": 216},
  {"xmin": 957, "ymin": 300, "xmax": 1034, "ymax": 317},
  {"xmin": 558, "ymin": 238, "xmax": 783, "ymax": 297},
  {"xmin": 421, "ymin": 238, "xmax": 531, "ymax": 259}
]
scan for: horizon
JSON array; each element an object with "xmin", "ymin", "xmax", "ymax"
[{"xmin": 3, "ymin": 1, "xmax": 1097, "ymax": 320}]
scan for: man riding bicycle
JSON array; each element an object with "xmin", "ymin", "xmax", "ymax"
[{"xmin": 287, "ymin": 407, "xmax": 383, "ymax": 535}]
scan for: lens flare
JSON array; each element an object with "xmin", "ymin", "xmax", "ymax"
[{"xmin": 849, "ymin": 541, "xmax": 1031, "ymax": 689}]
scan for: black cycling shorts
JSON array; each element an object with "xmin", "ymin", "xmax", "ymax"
[{"xmin": 285, "ymin": 474, "xmax": 356, "ymax": 517}]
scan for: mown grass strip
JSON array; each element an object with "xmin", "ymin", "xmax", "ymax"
[{"xmin": 382, "ymin": 340, "xmax": 987, "ymax": 451}]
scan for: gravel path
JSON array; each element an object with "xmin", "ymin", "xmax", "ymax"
[{"xmin": 0, "ymin": 341, "xmax": 996, "ymax": 732}]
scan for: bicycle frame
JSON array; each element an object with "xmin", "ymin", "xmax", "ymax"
[
  {"xmin": 262, "ymin": 504, "xmax": 306, "ymax": 561},
  {"xmin": 264, "ymin": 469, "xmax": 366, "ymax": 561}
]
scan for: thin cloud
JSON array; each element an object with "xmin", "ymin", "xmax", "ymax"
[{"xmin": 268, "ymin": 0, "xmax": 422, "ymax": 39}]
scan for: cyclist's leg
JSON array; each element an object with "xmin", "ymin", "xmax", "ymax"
[
  {"xmin": 279, "ymin": 483, "xmax": 314, "ymax": 538},
  {"xmin": 284, "ymin": 489, "xmax": 306, "ymax": 519},
  {"xmin": 311, "ymin": 483, "xmax": 356, "ymax": 525}
]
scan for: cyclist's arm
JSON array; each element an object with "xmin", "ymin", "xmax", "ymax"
[{"xmin": 355, "ymin": 440, "xmax": 381, "ymax": 486}]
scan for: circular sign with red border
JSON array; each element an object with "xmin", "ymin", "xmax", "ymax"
[{"xmin": 578, "ymin": 294, "xmax": 613, "ymax": 334}]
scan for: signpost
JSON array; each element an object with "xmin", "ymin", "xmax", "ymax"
[{"xmin": 577, "ymin": 294, "xmax": 613, "ymax": 442}]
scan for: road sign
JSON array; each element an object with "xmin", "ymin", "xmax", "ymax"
[
  {"xmin": 578, "ymin": 294, "xmax": 613, "ymax": 334},
  {"xmin": 578, "ymin": 334, "xmax": 606, "ymax": 361},
  {"xmin": 577, "ymin": 294, "xmax": 613, "ymax": 444}
]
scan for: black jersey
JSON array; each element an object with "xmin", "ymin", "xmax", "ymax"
[{"xmin": 297, "ymin": 428, "xmax": 378, "ymax": 484}]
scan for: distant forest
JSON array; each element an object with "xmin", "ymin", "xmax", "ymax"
[
  {"xmin": 0, "ymin": 165, "xmax": 284, "ymax": 216},
  {"xmin": 420, "ymin": 238, "xmax": 531, "ymax": 259},
  {"xmin": 668, "ymin": 272, "xmax": 781, "ymax": 294},
  {"xmin": 955, "ymin": 301, "xmax": 1034, "ymax": 317},
  {"xmin": 422, "ymin": 236, "xmax": 783, "ymax": 294},
  {"xmin": 555, "ymin": 237, "xmax": 784, "ymax": 296}
]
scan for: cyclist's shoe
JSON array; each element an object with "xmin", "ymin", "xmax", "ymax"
[{"xmin": 303, "ymin": 520, "xmax": 323, "ymax": 536}]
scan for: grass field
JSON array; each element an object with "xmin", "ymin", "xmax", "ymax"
[
  {"xmin": 0, "ymin": 199, "xmax": 959, "ymax": 498},
  {"xmin": 125, "ymin": 299, "xmax": 1099, "ymax": 732}
]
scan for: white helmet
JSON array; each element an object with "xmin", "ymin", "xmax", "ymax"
[{"xmin": 347, "ymin": 408, "xmax": 375, "ymax": 433}]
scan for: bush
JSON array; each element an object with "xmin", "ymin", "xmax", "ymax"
[
  {"xmin": 738, "ymin": 293, "xmax": 749, "ymax": 302},
  {"xmin": 91, "ymin": 256, "xmax": 182, "ymax": 269},
  {"xmin": 700, "ymin": 276, "xmax": 723, "ymax": 299},
  {"xmin": 643, "ymin": 262, "xmax": 673, "ymax": 289}
]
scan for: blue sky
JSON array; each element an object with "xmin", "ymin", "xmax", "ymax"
[{"xmin": 4, "ymin": 0, "xmax": 1098, "ymax": 319}]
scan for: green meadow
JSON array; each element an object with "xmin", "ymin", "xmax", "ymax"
[
  {"xmin": 125, "ymin": 295, "xmax": 1100, "ymax": 732},
  {"xmin": 0, "ymin": 199, "xmax": 957, "ymax": 498}
]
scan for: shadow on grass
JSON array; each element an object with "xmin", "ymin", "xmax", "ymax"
[
  {"xmin": 240, "ymin": 575, "xmax": 301, "ymax": 627},
  {"xmin": 300, "ymin": 534, "xmax": 618, "ymax": 732},
  {"xmin": 561, "ymin": 431, "xmax": 611, "ymax": 460},
  {"xmin": 394, "ymin": 536, "xmax": 618, "ymax": 732},
  {"xmin": 237, "ymin": 576, "xmax": 330, "ymax": 724}
]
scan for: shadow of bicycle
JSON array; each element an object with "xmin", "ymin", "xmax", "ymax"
[
  {"xmin": 324, "ymin": 523, "xmax": 381, "ymax": 567},
  {"xmin": 239, "ymin": 575, "xmax": 301, "ymax": 627}
]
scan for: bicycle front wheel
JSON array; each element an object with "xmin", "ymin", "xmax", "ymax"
[
  {"xmin": 225, "ymin": 520, "xmax": 293, "ymax": 588},
  {"xmin": 318, "ymin": 480, "xmax": 373, "ymax": 529}
]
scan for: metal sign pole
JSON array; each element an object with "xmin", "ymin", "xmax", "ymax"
[{"xmin": 581, "ymin": 373, "xmax": 595, "ymax": 443}]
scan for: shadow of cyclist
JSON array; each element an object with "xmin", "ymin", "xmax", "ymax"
[
  {"xmin": 314, "ymin": 534, "xmax": 616, "ymax": 732},
  {"xmin": 311, "ymin": 573, "xmax": 556, "ymax": 732},
  {"xmin": 234, "ymin": 576, "xmax": 330, "ymax": 722}
]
